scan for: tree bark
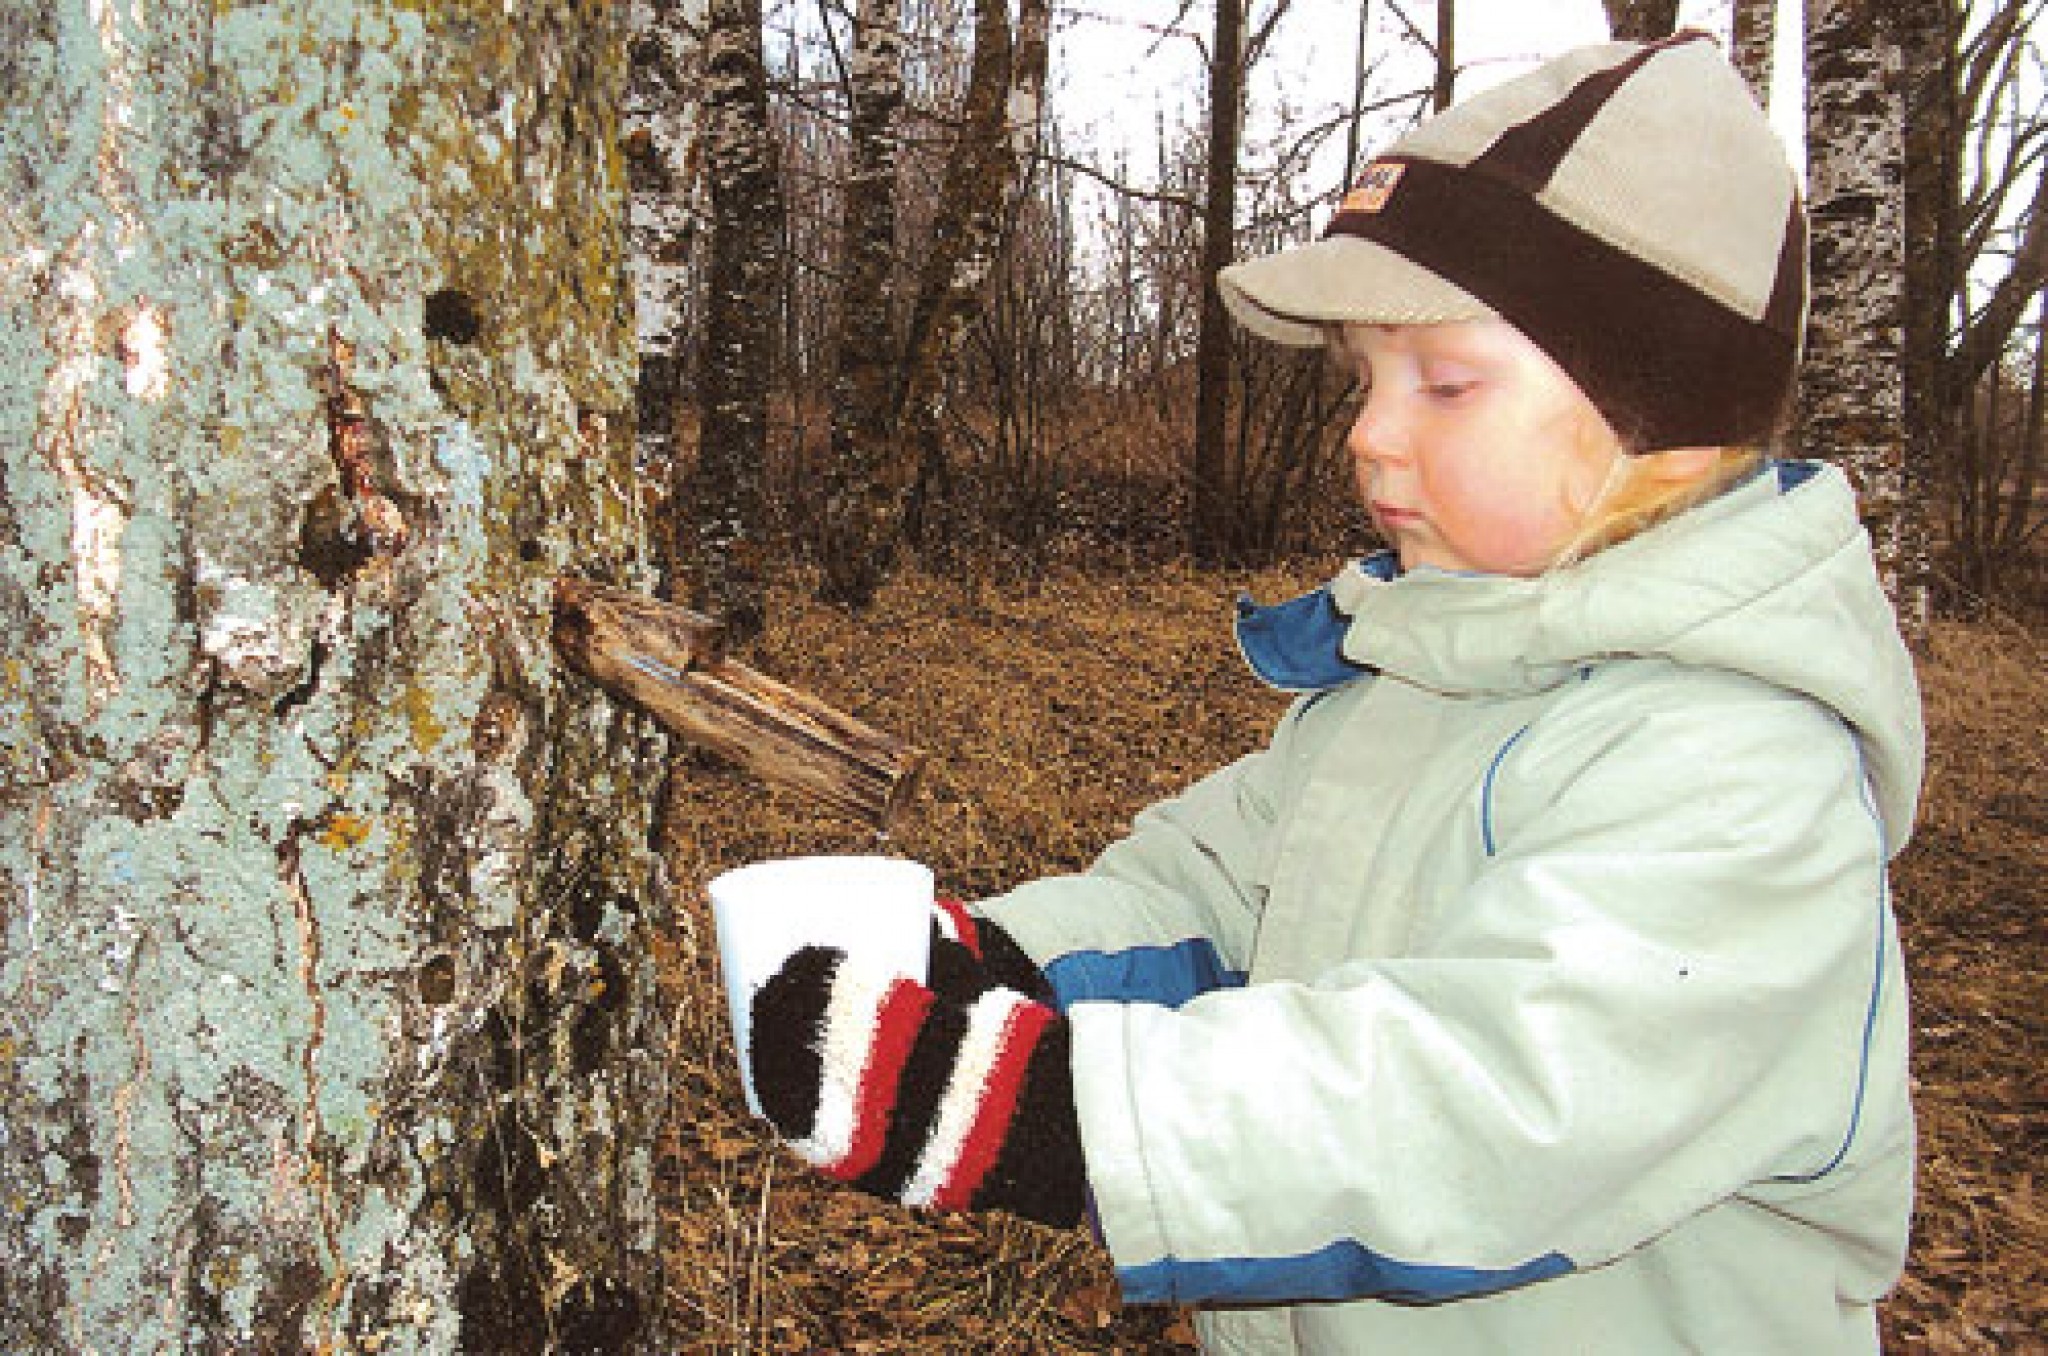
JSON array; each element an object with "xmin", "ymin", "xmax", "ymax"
[
  {"xmin": 1434, "ymin": 0, "xmax": 1459, "ymax": 111},
  {"xmin": 819, "ymin": 0, "xmax": 907, "ymax": 608},
  {"xmin": 626, "ymin": 0, "xmax": 709, "ymax": 484},
  {"xmin": 1729, "ymin": 0, "xmax": 1777, "ymax": 107},
  {"xmin": 1601, "ymin": 0, "xmax": 1681, "ymax": 42},
  {"xmin": 1902, "ymin": 0, "xmax": 1966, "ymax": 601},
  {"xmin": 1799, "ymin": 0, "xmax": 1925, "ymax": 630},
  {"xmin": 686, "ymin": 0, "xmax": 782, "ymax": 639},
  {"xmin": 1, "ymin": 3, "xmax": 676, "ymax": 1349},
  {"xmin": 1191, "ymin": 0, "xmax": 1247, "ymax": 565},
  {"xmin": 1901, "ymin": 0, "xmax": 2048, "ymax": 604},
  {"xmin": 900, "ymin": 0, "xmax": 1053, "ymax": 551}
]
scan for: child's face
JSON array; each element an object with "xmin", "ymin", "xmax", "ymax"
[{"xmin": 1343, "ymin": 320, "xmax": 1626, "ymax": 576}]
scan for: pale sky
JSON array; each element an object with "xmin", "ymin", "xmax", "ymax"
[{"xmin": 1050, "ymin": 0, "xmax": 1805, "ymax": 206}]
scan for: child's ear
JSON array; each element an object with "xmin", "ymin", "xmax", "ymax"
[{"xmin": 1637, "ymin": 446, "xmax": 1724, "ymax": 486}]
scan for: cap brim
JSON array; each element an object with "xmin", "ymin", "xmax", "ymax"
[{"xmin": 1218, "ymin": 236, "xmax": 1496, "ymax": 347}]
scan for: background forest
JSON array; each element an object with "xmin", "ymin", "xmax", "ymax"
[{"xmin": 637, "ymin": 0, "xmax": 2048, "ymax": 630}]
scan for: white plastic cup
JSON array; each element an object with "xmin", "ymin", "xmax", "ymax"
[{"xmin": 710, "ymin": 855, "xmax": 934, "ymax": 1117}]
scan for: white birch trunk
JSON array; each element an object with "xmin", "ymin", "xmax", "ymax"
[
  {"xmin": 1799, "ymin": 0, "xmax": 1926, "ymax": 630},
  {"xmin": 627, "ymin": 0, "xmax": 709, "ymax": 477},
  {"xmin": 820, "ymin": 0, "xmax": 908, "ymax": 606},
  {"xmin": 0, "ymin": 2, "xmax": 675, "ymax": 1348},
  {"xmin": 1730, "ymin": 0, "xmax": 1779, "ymax": 107}
]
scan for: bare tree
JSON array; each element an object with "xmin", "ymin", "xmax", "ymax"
[
  {"xmin": 1345, "ymin": 1, "xmax": 1379, "ymax": 184},
  {"xmin": 1902, "ymin": 0, "xmax": 2048, "ymax": 601},
  {"xmin": 1191, "ymin": 0, "xmax": 1249, "ymax": 564},
  {"xmin": 1730, "ymin": 0, "xmax": 1778, "ymax": 104},
  {"xmin": 819, "ymin": 0, "xmax": 908, "ymax": 607},
  {"xmin": 1153, "ymin": 111, "xmax": 1206, "ymax": 416},
  {"xmin": 1801, "ymin": 0, "xmax": 1923, "ymax": 627},
  {"xmin": 686, "ymin": 0, "xmax": 783, "ymax": 639},
  {"xmin": 2, "ymin": 2, "xmax": 675, "ymax": 1348},
  {"xmin": 627, "ymin": 0, "xmax": 709, "ymax": 482},
  {"xmin": 1193, "ymin": 0, "xmax": 1393, "ymax": 567},
  {"xmin": 1947, "ymin": 309, "xmax": 2048, "ymax": 594},
  {"xmin": 958, "ymin": 158, "xmax": 1090, "ymax": 559},
  {"xmin": 901, "ymin": 0, "xmax": 1054, "ymax": 549},
  {"xmin": 1601, "ymin": 0, "xmax": 1681, "ymax": 41},
  {"xmin": 1434, "ymin": 0, "xmax": 1458, "ymax": 109}
]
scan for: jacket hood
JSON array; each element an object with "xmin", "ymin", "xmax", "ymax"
[{"xmin": 1236, "ymin": 462, "xmax": 1925, "ymax": 852}]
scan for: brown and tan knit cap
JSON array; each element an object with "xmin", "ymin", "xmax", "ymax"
[{"xmin": 1218, "ymin": 31, "xmax": 1805, "ymax": 452}]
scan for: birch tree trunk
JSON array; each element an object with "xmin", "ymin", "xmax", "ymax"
[
  {"xmin": 901, "ymin": 0, "xmax": 1053, "ymax": 551},
  {"xmin": 686, "ymin": 0, "xmax": 782, "ymax": 639},
  {"xmin": 1800, "ymin": 0, "xmax": 1925, "ymax": 630},
  {"xmin": 1729, "ymin": 0, "xmax": 1778, "ymax": 106},
  {"xmin": 1600, "ymin": 0, "xmax": 1681, "ymax": 42},
  {"xmin": 1191, "ymin": 0, "xmax": 1247, "ymax": 565},
  {"xmin": 820, "ymin": 0, "xmax": 906, "ymax": 608},
  {"xmin": 626, "ymin": 0, "xmax": 709, "ymax": 483},
  {"xmin": 1, "ymin": 3, "xmax": 676, "ymax": 1349}
]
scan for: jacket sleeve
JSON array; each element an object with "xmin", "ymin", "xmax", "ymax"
[
  {"xmin": 1070, "ymin": 677, "xmax": 1908, "ymax": 1306},
  {"xmin": 975, "ymin": 693, "xmax": 1328, "ymax": 1010}
]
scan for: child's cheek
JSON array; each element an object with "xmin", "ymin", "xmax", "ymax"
[{"xmin": 1430, "ymin": 461, "xmax": 1572, "ymax": 574}]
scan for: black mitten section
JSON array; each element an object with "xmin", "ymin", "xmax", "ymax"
[
  {"xmin": 749, "ymin": 946, "xmax": 839, "ymax": 1144},
  {"xmin": 971, "ymin": 1016, "xmax": 1087, "ymax": 1226},
  {"xmin": 930, "ymin": 897, "xmax": 1055, "ymax": 1004}
]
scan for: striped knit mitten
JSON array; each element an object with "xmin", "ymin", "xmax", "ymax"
[{"xmin": 747, "ymin": 943, "xmax": 1085, "ymax": 1228}]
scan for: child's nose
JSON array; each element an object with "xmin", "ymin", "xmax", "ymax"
[{"xmin": 1347, "ymin": 395, "xmax": 1404, "ymax": 464}]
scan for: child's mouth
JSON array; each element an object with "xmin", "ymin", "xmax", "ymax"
[{"xmin": 1372, "ymin": 502, "xmax": 1421, "ymax": 530}]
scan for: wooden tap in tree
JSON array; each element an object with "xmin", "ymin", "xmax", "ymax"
[{"xmin": 551, "ymin": 579, "xmax": 926, "ymax": 829}]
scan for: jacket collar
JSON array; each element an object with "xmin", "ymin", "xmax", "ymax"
[
  {"xmin": 1234, "ymin": 554, "xmax": 1393, "ymax": 692},
  {"xmin": 1234, "ymin": 459, "xmax": 1923, "ymax": 857},
  {"xmin": 1234, "ymin": 460, "xmax": 1834, "ymax": 698}
]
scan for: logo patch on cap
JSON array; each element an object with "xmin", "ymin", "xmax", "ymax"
[{"xmin": 1342, "ymin": 161, "xmax": 1405, "ymax": 214}]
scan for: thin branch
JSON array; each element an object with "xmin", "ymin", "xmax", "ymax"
[
  {"xmin": 1246, "ymin": 0, "xmax": 1297, "ymax": 71},
  {"xmin": 1036, "ymin": 148, "xmax": 1205, "ymax": 213},
  {"xmin": 1951, "ymin": 160, "xmax": 2048, "ymax": 394}
]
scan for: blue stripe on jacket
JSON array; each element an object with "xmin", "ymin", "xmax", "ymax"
[
  {"xmin": 1117, "ymin": 1240, "xmax": 1575, "ymax": 1307},
  {"xmin": 1042, "ymin": 937, "xmax": 1247, "ymax": 1012}
]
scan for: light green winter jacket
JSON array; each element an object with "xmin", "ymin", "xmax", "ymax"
[{"xmin": 978, "ymin": 462, "xmax": 1923, "ymax": 1354}]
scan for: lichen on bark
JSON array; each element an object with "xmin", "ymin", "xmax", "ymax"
[{"xmin": 1, "ymin": 2, "xmax": 674, "ymax": 1349}]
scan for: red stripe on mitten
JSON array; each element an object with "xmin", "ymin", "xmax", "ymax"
[
  {"xmin": 823, "ymin": 977, "xmax": 933, "ymax": 1182},
  {"xmin": 932, "ymin": 895, "xmax": 981, "ymax": 956},
  {"xmin": 928, "ymin": 998, "xmax": 1056, "ymax": 1211},
  {"xmin": 927, "ymin": 899, "xmax": 1055, "ymax": 1005}
]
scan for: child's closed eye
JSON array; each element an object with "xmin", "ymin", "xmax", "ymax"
[{"xmin": 1422, "ymin": 380, "xmax": 1480, "ymax": 400}]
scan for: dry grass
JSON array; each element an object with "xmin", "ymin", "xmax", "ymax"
[
  {"xmin": 1883, "ymin": 612, "xmax": 2048, "ymax": 1353},
  {"xmin": 656, "ymin": 563, "xmax": 2046, "ymax": 1354}
]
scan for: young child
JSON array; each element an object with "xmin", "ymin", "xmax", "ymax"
[{"xmin": 746, "ymin": 32, "xmax": 1923, "ymax": 1354}]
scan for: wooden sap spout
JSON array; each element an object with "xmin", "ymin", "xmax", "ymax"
[{"xmin": 551, "ymin": 579, "xmax": 926, "ymax": 829}]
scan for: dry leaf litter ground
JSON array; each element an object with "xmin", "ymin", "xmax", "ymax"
[{"xmin": 655, "ymin": 563, "xmax": 2045, "ymax": 1354}]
